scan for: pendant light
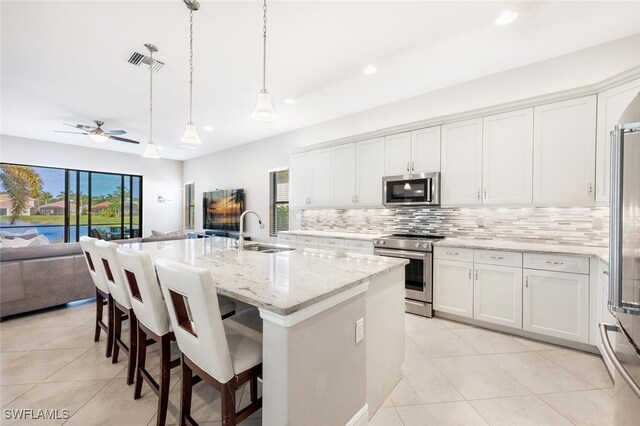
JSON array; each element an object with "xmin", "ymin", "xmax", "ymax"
[
  {"xmin": 143, "ymin": 43, "xmax": 160, "ymax": 159},
  {"xmin": 251, "ymin": 0, "xmax": 277, "ymax": 122},
  {"xmin": 181, "ymin": 0, "xmax": 202, "ymax": 144}
]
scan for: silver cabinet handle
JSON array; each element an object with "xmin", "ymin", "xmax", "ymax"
[
  {"xmin": 525, "ymin": 275, "xmax": 529, "ymax": 288},
  {"xmin": 475, "ymin": 269, "xmax": 478, "ymax": 280},
  {"xmin": 588, "ymin": 183, "xmax": 593, "ymax": 195},
  {"xmin": 599, "ymin": 323, "xmax": 640, "ymax": 398},
  {"xmin": 352, "ymin": 195, "xmax": 355, "ymax": 203},
  {"xmin": 490, "ymin": 256, "xmax": 505, "ymax": 260},
  {"xmin": 546, "ymin": 261, "xmax": 564, "ymax": 265},
  {"xmin": 355, "ymin": 194, "xmax": 359, "ymax": 203},
  {"xmin": 468, "ymin": 269, "xmax": 472, "ymax": 280},
  {"xmin": 411, "ymin": 161, "xmax": 415, "ymax": 171},
  {"xmin": 406, "ymin": 162, "xmax": 410, "ymax": 172},
  {"xmin": 603, "ymin": 270, "xmax": 610, "ymax": 276},
  {"xmin": 446, "ymin": 251, "xmax": 459, "ymax": 256},
  {"xmin": 476, "ymin": 189, "xmax": 480, "ymax": 200},
  {"xmin": 483, "ymin": 189, "xmax": 487, "ymax": 199}
]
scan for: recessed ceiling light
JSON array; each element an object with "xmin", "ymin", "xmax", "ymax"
[
  {"xmin": 496, "ymin": 10, "xmax": 518, "ymax": 26},
  {"xmin": 363, "ymin": 65, "xmax": 378, "ymax": 75},
  {"xmin": 284, "ymin": 98, "xmax": 296, "ymax": 105},
  {"xmin": 203, "ymin": 125, "xmax": 215, "ymax": 132}
]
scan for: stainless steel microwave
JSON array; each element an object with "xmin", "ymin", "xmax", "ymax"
[{"xmin": 382, "ymin": 172, "xmax": 441, "ymax": 206}]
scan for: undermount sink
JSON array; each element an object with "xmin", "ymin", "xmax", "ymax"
[{"xmin": 239, "ymin": 243, "xmax": 295, "ymax": 253}]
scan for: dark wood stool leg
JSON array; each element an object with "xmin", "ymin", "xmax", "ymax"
[
  {"xmin": 134, "ymin": 324, "xmax": 147, "ymax": 399},
  {"xmin": 250, "ymin": 377, "xmax": 258, "ymax": 404},
  {"xmin": 220, "ymin": 382, "xmax": 236, "ymax": 426},
  {"xmin": 95, "ymin": 290, "xmax": 103, "ymax": 342},
  {"xmin": 180, "ymin": 354, "xmax": 194, "ymax": 426},
  {"xmin": 105, "ymin": 295, "xmax": 114, "ymax": 358},
  {"xmin": 156, "ymin": 334, "xmax": 171, "ymax": 426},
  {"xmin": 112, "ymin": 307, "xmax": 122, "ymax": 364},
  {"xmin": 126, "ymin": 313, "xmax": 137, "ymax": 385}
]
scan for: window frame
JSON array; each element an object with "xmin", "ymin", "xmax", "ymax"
[{"xmin": 269, "ymin": 169, "xmax": 289, "ymax": 237}]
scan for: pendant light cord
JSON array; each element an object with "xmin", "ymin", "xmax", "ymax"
[
  {"xmin": 262, "ymin": 0, "xmax": 267, "ymax": 91},
  {"xmin": 189, "ymin": 9, "xmax": 194, "ymax": 122},
  {"xmin": 149, "ymin": 49, "xmax": 153, "ymax": 143}
]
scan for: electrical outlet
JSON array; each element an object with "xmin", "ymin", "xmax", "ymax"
[
  {"xmin": 355, "ymin": 318, "xmax": 364, "ymax": 343},
  {"xmin": 476, "ymin": 216, "xmax": 485, "ymax": 227}
]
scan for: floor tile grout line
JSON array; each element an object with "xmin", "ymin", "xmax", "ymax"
[
  {"xmin": 536, "ymin": 348, "xmax": 612, "ymax": 389},
  {"xmin": 532, "ymin": 393, "xmax": 579, "ymax": 426},
  {"xmin": 0, "ymin": 383, "xmax": 36, "ymax": 409},
  {"xmin": 60, "ymin": 376, "xmax": 113, "ymax": 425}
]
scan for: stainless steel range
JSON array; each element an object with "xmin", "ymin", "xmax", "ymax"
[{"xmin": 373, "ymin": 234, "xmax": 444, "ymax": 317}]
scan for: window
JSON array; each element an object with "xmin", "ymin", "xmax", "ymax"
[
  {"xmin": 184, "ymin": 182, "xmax": 195, "ymax": 230},
  {"xmin": 269, "ymin": 170, "xmax": 289, "ymax": 236},
  {"xmin": 0, "ymin": 162, "xmax": 143, "ymax": 242}
]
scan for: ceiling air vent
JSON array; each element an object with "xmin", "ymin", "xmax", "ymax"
[{"xmin": 128, "ymin": 51, "xmax": 165, "ymax": 73}]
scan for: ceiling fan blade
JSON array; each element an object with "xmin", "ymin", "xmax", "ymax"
[
  {"xmin": 107, "ymin": 130, "xmax": 127, "ymax": 135},
  {"xmin": 110, "ymin": 135, "xmax": 140, "ymax": 145},
  {"xmin": 63, "ymin": 123, "xmax": 94, "ymax": 131},
  {"xmin": 54, "ymin": 130, "xmax": 88, "ymax": 135}
]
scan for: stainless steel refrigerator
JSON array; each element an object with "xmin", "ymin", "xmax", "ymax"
[{"xmin": 601, "ymin": 91, "xmax": 640, "ymax": 424}]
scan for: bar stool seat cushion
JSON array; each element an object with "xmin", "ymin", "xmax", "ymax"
[{"xmin": 222, "ymin": 309, "xmax": 263, "ymax": 374}]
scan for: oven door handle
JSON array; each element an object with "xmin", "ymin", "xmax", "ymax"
[{"xmin": 374, "ymin": 248, "xmax": 428, "ymax": 260}]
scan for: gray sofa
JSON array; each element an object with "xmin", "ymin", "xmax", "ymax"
[{"xmin": 0, "ymin": 235, "xmax": 186, "ymax": 319}]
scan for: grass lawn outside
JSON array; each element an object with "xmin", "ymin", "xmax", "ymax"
[{"xmin": 0, "ymin": 215, "xmax": 139, "ymax": 226}]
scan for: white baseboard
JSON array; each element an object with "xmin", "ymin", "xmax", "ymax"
[{"xmin": 346, "ymin": 404, "xmax": 369, "ymax": 426}]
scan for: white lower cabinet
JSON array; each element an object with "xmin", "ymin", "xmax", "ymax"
[
  {"xmin": 434, "ymin": 259, "xmax": 474, "ymax": 318},
  {"xmin": 523, "ymin": 268, "xmax": 590, "ymax": 343},
  {"xmin": 473, "ymin": 264, "xmax": 523, "ymax": 328}
]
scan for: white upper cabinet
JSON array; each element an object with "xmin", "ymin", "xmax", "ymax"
[
  {"xmin": 482, "ymin": 108, "xmax": 534, "ymax": 205},
  {"xmin": 441, "ymin": 118, "xmax": 483, "ymax": 206},
  {"xmin": 596, "ymin": 78, "xmax": 640, "ymax": 204},
  {"xmin": 411, "ymin": 127, "xmax": 441, "ymax": 173},
  {"xmin": 384, "ymin": 132, "xmax": 412, "ymax": 175},
  {"xmin": 309, "ymin": 149, "xmax": 332, "ymax": 207},
  {"xmin": 533, "ymin": 95, "xmax": 597, "ymax": 205},
  {"xmin": 356, "ymin": 137, "xmax": 385, "ymax": 207},
  {"xmin": 331, "ymin": 143, "xmax": 357, "ymax": 207},
  {"xmin": 290, "ymin": 152, "xmax": 311, "ymax": 209}
]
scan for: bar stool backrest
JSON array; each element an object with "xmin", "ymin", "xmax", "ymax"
[
  {"xmin": 116, "ymin": 247, "xmax": 171, "ymax": 336},
  {"xmin": 95, "ymin": 240, "xmax": 132, "ymax": 309},
  {"xmin": 79, "ymin": 236, "xmax": 109, "ymax": 294},
  {"xmin": 155, "ymin": 258, "xmax": 234, "ymax": 383}
]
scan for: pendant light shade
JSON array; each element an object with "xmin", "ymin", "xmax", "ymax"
[
  {"xmin": 181, "ymin": 122, "xmax": 201, "ymax": 144},
  {"xmin": 252, "ymin": 0, "xmax": 277, "ymax": 122},
  {"xmin": 182, "ymin": 0, "xmax": 202, "ymax": 144},
  {"xmin": 252, "ymin": 90, "xmax": 277, "ymax": 122},
  {"xmin": 143, "ymin": 141, "xmax": 160, "ymax": 159}
]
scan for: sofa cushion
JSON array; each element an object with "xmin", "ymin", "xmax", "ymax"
[
  {"xmin": 0, "ymin": 242, "xmax": 82, "ymax": 262},
  {"xmin": 0, "ymin": 228, "xmax": 39, "ymax": 240},
  {"xmin": 142, "ymin": 234, "xmax": 188, "ymax": 243}
]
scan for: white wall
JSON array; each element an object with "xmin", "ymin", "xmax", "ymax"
[
  {"xmin": 0, "ymin": 134, "xmax": 183, "ymax": 237},
  {"xmin": 184, "ymin": 35, "xmax": 640, "ymax": 242}
]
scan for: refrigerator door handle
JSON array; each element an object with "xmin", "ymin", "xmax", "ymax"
[
  {"xmin": 599, "ymin": 323, "xmax": 640, "ymax": 398},
  {"xmin": 609, "ymin": 126, "xmax": 624, "ymax": 313}
]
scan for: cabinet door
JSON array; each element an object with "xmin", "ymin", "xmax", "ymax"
[
  {"xmin": 596, "ymin": 78, "xmax": 640, "ymax": 203},
  {"xmin": 331, "ymin": 143, "xmax": 357, "ymax": 207},
  {"xmin": 411, "ymin": 127, "xmax": 441, "ymax": 173},
  {"xmin": 384, "ymin": 132, "xmax": 412, "ymax": 175},
  {"xmin": 441, "ymin": 118, "xmax": 483, "ymax": 206},
  {"xmin": 482, "ymin": 108, "xmax": 533, "ymax": 204},
  {"xmin": 533, "ymin": 96, "xmax": 596, "ymax": 205},
  {"xmin": 309, "ymin": 149, "xmax": 332, "ymax": 208},
  {"xmin": 356, "ymin": 138, "xmax": 385, "ymax": 207},
  {"xmin": 290, "ymin": 153, "xmax": 310, "ymax": 209},
  {"xmin": 474, "ymin": 264, "xmax": 523, "ymax": 328},
  {"xmin": 433, "ymin": 259, "xmax": 474, "ymax": 318},
  {"xmin": 523, "ymin": 269, "xmax": 589, "ymax": 343}
]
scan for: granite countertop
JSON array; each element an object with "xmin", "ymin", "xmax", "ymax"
[
  {"xmin": 122, "ymin": 238, "xmax": 407, "ymax": 316},
  {"xmin": 280, "ymin": 230, "xmax": 385, "ymax": 241},
  {"xmin": 435, "ymin": 238, "xmax": 609, "ymax": 264}
]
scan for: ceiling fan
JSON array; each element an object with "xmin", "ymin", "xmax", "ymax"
[{"xmin": 54, "ymin": 120, "xmax": 140, "ymax": 144}]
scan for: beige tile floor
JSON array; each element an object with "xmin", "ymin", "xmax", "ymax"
[{"xmin": 0, "ymin": 300, "xmax": 615, "ymax": 425}]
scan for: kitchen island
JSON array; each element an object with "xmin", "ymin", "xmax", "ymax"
[{"xmin": 123, "ymin": 237, "xmax": 408, "ymax": 426}]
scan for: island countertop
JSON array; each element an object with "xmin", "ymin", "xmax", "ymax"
[{"xmin": 121, "ymin": 238, "xmax": 408, "ymax": 316}]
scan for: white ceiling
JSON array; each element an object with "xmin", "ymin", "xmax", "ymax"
[{"xmin": 2, "ymin": 1, "xmax": 640, "ymax": 161}]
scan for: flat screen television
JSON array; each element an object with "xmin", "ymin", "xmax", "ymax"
[{"xmin": 203, "ymin": 189, "xmax": 245, "ymax": 232}]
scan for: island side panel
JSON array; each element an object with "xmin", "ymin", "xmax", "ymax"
[
  {"xmin": 261, "ymin": 292, "xmax": 368, "ymax": 426},
  {"xmin": 366, "ymin": 267, "xmax": 405, "ymax": 417}
]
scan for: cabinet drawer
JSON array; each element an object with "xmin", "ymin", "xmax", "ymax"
[
  {"xmin": 319, "ymin": 237, "xmax": 345, "ymax": 250},
  {"xmin": 296, "ymin": 236, "xmax": 319, "ymax": 247},
  {"xmin": 344, "ymin": 239, "xmax": 373, "ymax": 254},
  {"xmin": 474, "ymin": 250, "xmax": 522, "ymax": 268},
  {"xmin": 434, "ymin": 247, "xmax": 474, "ymax": 262},
  {"xmin": 278, "ymin": 234, "xmax": 297, "ymax": 244},
  {"xmin": 523, "ymin": 253, "xmax": 589, "ymax": 275}
]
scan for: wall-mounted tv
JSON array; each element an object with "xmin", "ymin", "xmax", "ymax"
[{"xmin": 203, "ymin": 189, "xmax": 245, "ymax": 232}]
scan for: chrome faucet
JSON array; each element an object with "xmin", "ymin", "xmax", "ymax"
[{"xmin": 238, "ymin": 210, "xmax": 265, "ymax": 250}]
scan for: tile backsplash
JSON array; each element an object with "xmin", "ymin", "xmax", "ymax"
[{"xmin": 299, "ymin": 207, "xmax": 609, "ymax": 247}]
